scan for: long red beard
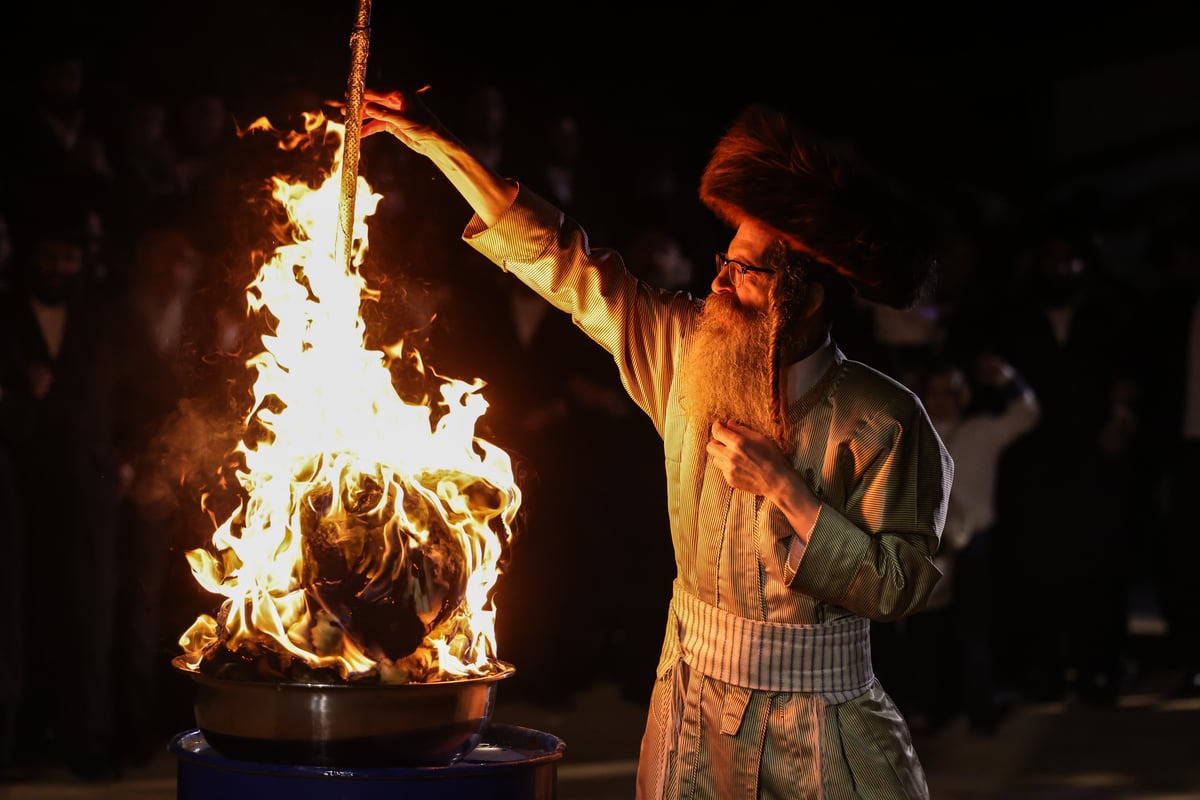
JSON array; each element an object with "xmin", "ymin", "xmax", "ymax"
[{"xmin": 678, "ymin": 293, "xmax": 775, "ymax": 436}]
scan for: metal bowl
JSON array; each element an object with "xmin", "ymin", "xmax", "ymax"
[{"xmin": 173, "ymin": 655, "xmax": 515, "ymax": 767}]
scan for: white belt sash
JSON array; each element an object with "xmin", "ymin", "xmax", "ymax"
[{"xmin": 670, "ymin": 581, "xmax": 874, "ymax": 702}]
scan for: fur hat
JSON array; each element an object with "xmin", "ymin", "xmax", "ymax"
[{"xmin": 699, "ymin": 104, "xmax": 938, "ymax": 310}]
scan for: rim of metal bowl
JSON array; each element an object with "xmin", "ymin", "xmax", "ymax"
[{"xmin": 171, "ymin": 653, "xmax": 516, "ymax": 690}]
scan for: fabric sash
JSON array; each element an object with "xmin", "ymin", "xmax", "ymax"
[{"xmin": 670, "ymin": 581, "xmax": 874, "ymax": 702}]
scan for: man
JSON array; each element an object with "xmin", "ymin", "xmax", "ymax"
[
  {"xmin": 363, "ymin": 90, "xmax": 952, "ymax": 799},
  {"xmin": 983, "ymin": 218, "xmax": 1141, "ymax": 706},
  {"xmin": 901, "ymin": 354, "xmax": 1039, "ymax": 734},
  {"xmin": 0, "ymin": 192, "xmax": 163, "ymax": 780}
]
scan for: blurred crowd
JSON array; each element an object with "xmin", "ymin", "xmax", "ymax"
[{"xmin": 1, "ymin": 35, "xmax": 1198, "ymax": 785}]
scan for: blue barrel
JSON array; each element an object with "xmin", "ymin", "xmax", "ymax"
[{"xmin": 171, "ymin": 723, "xmax": 566, "ymax": 799}]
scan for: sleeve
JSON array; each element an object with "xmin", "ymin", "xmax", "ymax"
[
  {"xmin": 992, "ymin": 376, "xmax": 1041, "ymax": 447},
  {"xmin": 785, "ymin": 395, "xmax": 953, "ymax": 621},
  {"xmin": 462, "ymin": 184, "xmax": 699, "ymax": 436}
]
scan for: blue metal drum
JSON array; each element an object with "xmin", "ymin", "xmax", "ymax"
[{"xmin": 170, "ymin": 723, "xmax": 566, "ymax": 800}]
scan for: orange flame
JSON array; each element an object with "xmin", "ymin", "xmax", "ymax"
[{"xmin": 178, "ymin": 112, "xmax": 519, "ymax": 683}]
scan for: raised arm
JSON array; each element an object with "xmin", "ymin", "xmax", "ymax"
[{"xmin": 361, "ymin": 88, "xmax": 517, "ymax": 227}]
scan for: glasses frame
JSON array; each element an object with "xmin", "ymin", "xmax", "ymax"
[{"xmin": 715, "ymin": 252, "xmax": 775, "ymax": 288}]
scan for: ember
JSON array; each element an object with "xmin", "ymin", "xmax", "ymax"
[{"xmin": 176, "ymin": 111, "xmax": 520, "ymax": 687}]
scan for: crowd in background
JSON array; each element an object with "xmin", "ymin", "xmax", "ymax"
[{"xmin": 1, "ymin": 34, "xmax": 1198, "ymax": 784}]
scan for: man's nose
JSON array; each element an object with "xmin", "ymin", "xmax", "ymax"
[{"xmin": 711, "ymin": 268, "xmax": 734, "ymax": 294}]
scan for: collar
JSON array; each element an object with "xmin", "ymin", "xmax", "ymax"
[{"xmin": 783, "ymin": 333, "xmax": 835, "ymax": 404}]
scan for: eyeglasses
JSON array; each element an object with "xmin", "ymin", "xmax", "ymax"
[{"xmin": 715, "ymin": 252, "xmax": 775, "ymax": 288}]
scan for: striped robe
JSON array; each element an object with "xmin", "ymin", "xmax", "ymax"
[{"xmin": 465, "ymin": 186, "xmax": 952, "ymax": 799}]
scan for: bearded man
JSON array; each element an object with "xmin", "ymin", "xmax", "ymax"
[{"xmin": 364, "ymin": 92, "xmax": 953, "ymax": 800}]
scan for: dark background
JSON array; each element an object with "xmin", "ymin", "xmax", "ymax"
[{"xmin": 3, "ymin": 0, "xmax": 1197, "ymax": 220}]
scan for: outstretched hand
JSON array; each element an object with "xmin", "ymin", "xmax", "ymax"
[
  {"xmin": 360, "ymin": 86, "xmax": 517, "ymax": 226},
  {"xmin": 361, "ymin": 88, "xmax": 452, "ymax": 155}
]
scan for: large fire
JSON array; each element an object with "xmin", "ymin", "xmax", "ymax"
[{"xmin": 177, "ymin": 111, "xmax": 520, "ymax": 685}]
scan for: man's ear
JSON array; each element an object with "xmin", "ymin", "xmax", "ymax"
[{"xmin": 802, "ymin": 282, "xmax": 826, "ymax": 319}]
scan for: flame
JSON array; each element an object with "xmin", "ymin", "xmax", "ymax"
[{"xmin": 178, "ymin": 112, "xmax": 520, "ymax": 683}]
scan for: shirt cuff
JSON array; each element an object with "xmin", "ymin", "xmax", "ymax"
[{"xmin": 783, "ymin": 507, "xmax": 820, "ymax": 584}]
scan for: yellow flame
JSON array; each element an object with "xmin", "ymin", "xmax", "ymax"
[{"xmin": 179, "ymin": 113, "xmax": 519, "ymax": 683}]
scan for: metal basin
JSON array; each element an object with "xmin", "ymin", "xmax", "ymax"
[{"xmin": 173, "ymin": 656, "xmax": 515, "ymax": 767}]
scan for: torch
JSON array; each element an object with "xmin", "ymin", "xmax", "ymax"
[{"xmin": 336, "ymin": 0, "xmax": 372, "ymax": 272}]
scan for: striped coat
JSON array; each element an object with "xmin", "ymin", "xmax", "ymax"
[{"xmin": 466, "ymin": 187, "xmax": 952, "ymax": 799}]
